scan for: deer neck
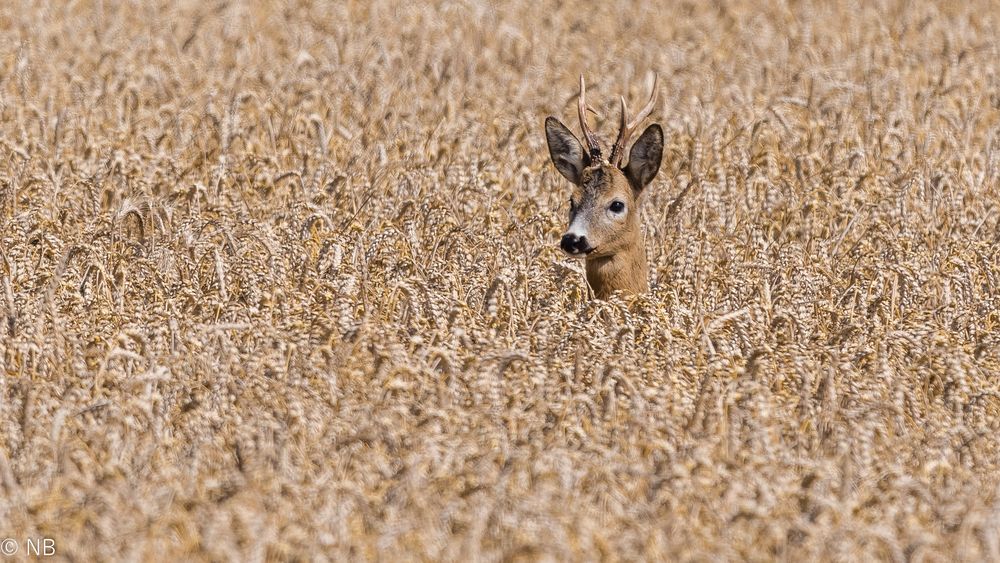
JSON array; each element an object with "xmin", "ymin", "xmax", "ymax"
[{"xmin": 584, "ymin": 237, "xmax": 648, "ymax": 299}]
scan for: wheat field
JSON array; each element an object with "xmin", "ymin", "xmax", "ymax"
[{"xmin": 1, "ymin": 0, "xmax": 1000, "ymax": 560}]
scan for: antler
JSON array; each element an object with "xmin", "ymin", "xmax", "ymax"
[
  {"xmin": 609, "ymin": 74, "xmax": 658, "ymax": 167},
  {"xmin": 577, "ymin": 75, "xmax": 602, "ymax": 161}
]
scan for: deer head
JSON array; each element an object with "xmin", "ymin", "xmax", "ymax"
[{"xmin": 545, "ymin": 75, "xmax": 664, "ymax": 298}]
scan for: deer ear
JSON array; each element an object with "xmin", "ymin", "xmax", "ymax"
[
  {"xmin": 545, "ymin": 117, "xmax": 587, "ymax": 185},
  {"xmin": 622, "ymin": 124, "xmax": 663, "ymax": 192}
]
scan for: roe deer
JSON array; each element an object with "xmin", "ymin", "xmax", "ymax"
[{"xmin": 545, "ymin": 75, "xmax": 663, "ymax": 299}]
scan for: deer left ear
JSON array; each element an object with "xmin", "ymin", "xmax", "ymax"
[
  {"xmin": 545, "ymin": 117, "xmax": 588, "ymax": 185},
  {"xmin": 622, "ymin": 124, "xmax": 663, "ymax": 192}
]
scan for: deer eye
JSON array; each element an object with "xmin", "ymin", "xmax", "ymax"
[{"xmin": 609, "ymin": 200, "xmax": 625, "ymax": 213}]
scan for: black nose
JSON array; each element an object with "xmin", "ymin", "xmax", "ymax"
[{"xmin": 561, "ymin": 233, "xmax": 589, "ymax": 254}]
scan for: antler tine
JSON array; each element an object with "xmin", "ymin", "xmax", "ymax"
[
  {"xmin": 618, "ymin": 95, "xmax": 629, "ymax": 147},
  {"xmin": 610, "ymin": 74, "xmax": 659, "ymax": 167},
  {"xmin": 629, "ymin": 73, "xmax": 658, "ymax": 130},
  {"xmin": 577, "ymin": 75, "xmax": 602, "ymax": 160}
]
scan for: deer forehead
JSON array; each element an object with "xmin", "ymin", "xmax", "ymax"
[{"xmin": 576, "ymin": 165, "xmax": 633, "ymax": 203}]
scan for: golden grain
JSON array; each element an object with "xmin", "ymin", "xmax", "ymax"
[{"xmin": 1, "ymin": 0, "xmax": 999, "ymax": 560}]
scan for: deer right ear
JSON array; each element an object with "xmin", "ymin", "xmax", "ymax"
[
  {"xmin": 545, "ymin": 117, "xmax": 587, "ymax": 185},
  {"xmin": 622, "ymin": 124, "xmax": 663, "ymax": 192}
]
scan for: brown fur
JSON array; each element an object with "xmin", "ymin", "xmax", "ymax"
[
  {"xmin": 545, "ymin": 103, "xmax": 664, "ymax": 298},
  {"xmin": 585, "ymin": 245, "xmax": 649, "ymax": 298},
  {"xmin": 572, "ymin": 164, "xmax": 648, "ymax": 298}
]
